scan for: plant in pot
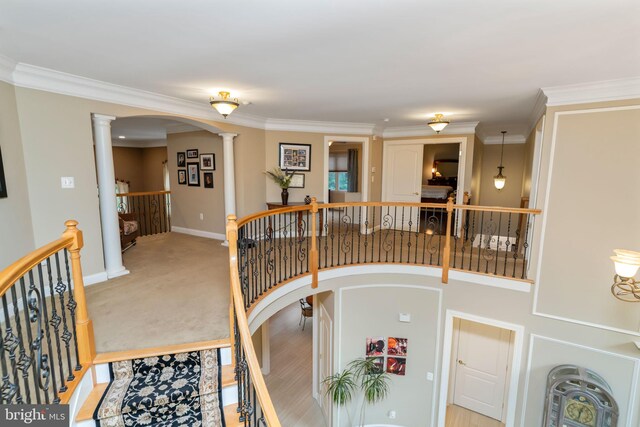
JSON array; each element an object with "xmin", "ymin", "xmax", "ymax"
[
  {"xmin": 265, "ymin": 167, "xmax": 294, "ymax": 205},
  {"xmin": 323, "ymin": 357, "xmax": 391, "ymax": 426}
]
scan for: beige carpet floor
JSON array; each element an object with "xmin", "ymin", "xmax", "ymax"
[{"xmin": 85, "ymin": 232, "xmax": 230, "ymax": 353}]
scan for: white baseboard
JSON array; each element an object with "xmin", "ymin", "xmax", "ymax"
[
  {"xmin": 171, "ymin": 226, "xmax": 225, "ymax": 241},
  {"xmin": 84, "ymin": 271, "xmax": 109, "ymax": 286}
]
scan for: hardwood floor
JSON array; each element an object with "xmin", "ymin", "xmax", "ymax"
[
  {"xmin": 445, "ymin": 405, "xmax": 505, "ymax": 427},
  {"xmin": 263, "ymin": 302, "xmax": 327, "ymax": 427}
]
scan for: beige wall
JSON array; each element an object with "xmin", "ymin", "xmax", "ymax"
[
  {"xmin": 0, "ymin": 81, "xmax": 35, "ymax": 269},
  {"xmin": 470, "ymin": 135, "xmax": 484, "ymax": 204},
  {"xmin": 113, "ymin": 147, "xmax": 144, "ymax": 191},
  {"xmin": 141, "ymin": 146, "xmax": 167, "ymax": 191},
  {"xmin": 478, "ymin": 143, "xmax": 526, "ymax": 208},
  {"xmin": 535, "ymin": 102, "xmax": 640, "ymax": 332},
  {"xmin": 369, "ymin": 137, "xmax": 383, "ymax": 202},
  {"xmin": 167, "ymin": 131, "xmax": 225, "ymax": 235},
  {"xmin": 520, "ymin": 120, "xmax": 539, "ymax": 201}
]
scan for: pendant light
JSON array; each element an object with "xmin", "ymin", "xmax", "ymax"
[
  {"xmin": 494, "ymin": 131, "xmax": 507, "ymax": 190},
  {"xmin": 428, "ymin": 114, "xmax": 450, "ymax": 133},
  {"xmin": 209, "ymin": 91, "xmax": 240, "ymax": 118}
]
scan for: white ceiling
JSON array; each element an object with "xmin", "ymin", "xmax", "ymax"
[
  {"xmin": 110, "ymin": 117, "xmax": 202, "ymax": 144},
  {"xmin": 1, "ymin": 0, "xmax": 638, "ymax": 136}
]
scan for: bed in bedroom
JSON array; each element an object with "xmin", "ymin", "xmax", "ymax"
[{"xmin": 421, "ymin": 184, "xmax": 454, "ymax": 203}]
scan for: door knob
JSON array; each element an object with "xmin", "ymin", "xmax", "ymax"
[{"xmin": 458, "ymin": 360, "xmax": 466, "ymax": 366}]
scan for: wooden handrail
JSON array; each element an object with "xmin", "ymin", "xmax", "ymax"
[
  {"xmin": 115, "ymin": 190, "xmax": 171, "ymax": 197},
  {"xmin": 227, "ymin": 215, "xmax": 281, "ymax": 426},
  {"xmin": 453, "ymin": 204, "xmax": 541, "ymax": 214}
]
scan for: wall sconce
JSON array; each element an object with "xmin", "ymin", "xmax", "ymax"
[{"xmin": 610, "ymin": 249, "xmax": 640, "ymax": 302}]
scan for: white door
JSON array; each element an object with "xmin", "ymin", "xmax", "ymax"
[
  {"xmin": 453, "ymin": 319, "xmax": 511, "ymax": 421},
  {"xmin": 318, "ymin": 304, "xmax": 333, "ymax": 423},
  {"xmin": 383, "ymin": 144, "xmax": 424, "ymax": 229}
]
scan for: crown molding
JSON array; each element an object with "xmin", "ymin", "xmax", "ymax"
[
  {"xmin": 112, "ymin": 139, "xmax": 167, "ymax": 148},
  {"xmin": 382, "ymin": 121, "xmax": 478, "ymax": 138},
  {"xmin": 0, "ymin": 54, "xmax": 17, "ymax": 84},
  {"xmin": 542, "ymin": 76, "xmax": 640, "ymax": 107},
  {"xmin": 264, "ymin": 118, "xmax": 375, "ymax": 135},
  {"xmin": 526, "ymin": 89, "xmax": 548, "ymax": 136}
]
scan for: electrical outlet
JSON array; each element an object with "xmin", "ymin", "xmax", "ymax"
[
  {"xmin": 199, "ymin": 213, "xmax": 204, "ymax": 220},
  {"xmin": 427, "ymin": 372, "xmax": 434, "ymax": 381},
  {"xmin": 61, "ymin": 177, "xmax": 75, "ymax": 189},
  {"xmin": 388, "ymin": 410, "xmax": 396, "ymax": 419}
]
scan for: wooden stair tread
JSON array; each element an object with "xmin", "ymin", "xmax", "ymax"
[
  {"xmin": 76, "ymin": 383, "xmax": 109, "ymax": 422},
  {"xmin": 224, "ymin": 403, "xmax": 242, "ymax": 427},
  {"xmin": 221, "ymin": 364, "xmax": 236, "ymax": 388}
]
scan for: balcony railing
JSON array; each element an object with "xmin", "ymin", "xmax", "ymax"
[
  {"xmin": 0, "ymin": 221, "xmax": 95, "ymax": 405},
  {"xmin": 226, "ymin": 199, "xmax": 541, "ymax": 426},
  {"xmin": 116, "ymin": 190, "xmax": 171, "ymax": 236}
]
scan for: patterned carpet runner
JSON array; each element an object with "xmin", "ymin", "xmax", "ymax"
[{"xmin": 93, "ymin": 349, "xmax": 226, "ymax": 427}]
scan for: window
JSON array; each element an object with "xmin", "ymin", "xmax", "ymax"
[{"xmin": 328, "ymin": 172, "xmax": 349, "ymax": 191}]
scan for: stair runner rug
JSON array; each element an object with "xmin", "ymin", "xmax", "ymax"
[{"xmin": 93, "ymin": 348, "xmax": 226, "ymax": 427}]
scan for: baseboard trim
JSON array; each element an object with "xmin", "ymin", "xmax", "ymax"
[
  {"xmin": 171, "ymin": 226, "xmax": 225, "ymax": 241},
  {"xmin": 84, "ymin": 271, "xmax": 109, "ymax": 286}
]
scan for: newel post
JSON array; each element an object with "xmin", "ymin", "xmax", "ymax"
[
  {"xmin": 62, "ymin": 220, "xmax": 96, "ymax": 367},
  {"xmin": 442, "ymin": 196, "xmax": 454, "ymax": 284},
  {"xmin": 310, "ymin": 198, "xmax": 319, "ymax": 289},
  {"xmin": 226, "ymin": 214, "xmax": 238, "ymax": 366}
]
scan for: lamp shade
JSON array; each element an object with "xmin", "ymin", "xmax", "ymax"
[
  {"xmin": 428, "ymin": 114, "xmax": 449, "ymax": 133},
  {"xmin": 611, "ymin": 249, "xmax": 640, "ymax": 278},
  {"xmin": 494, "ymin": 175, "xmax": 506, "ymax": 190}
]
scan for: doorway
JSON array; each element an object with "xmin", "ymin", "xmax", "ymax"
[
  {"xmin": 323, "ymin": 136, "xmax": 370, "ymax": 205},
  {"xmin": 438, "ymin": 311, "xmax": 523, "ymax": 427}
]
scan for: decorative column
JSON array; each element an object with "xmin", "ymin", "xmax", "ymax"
[
  {"xmin": 92, "ymin": 114, "xmax": 128, "ymax": 278},
  {"xmin": 219, "ymin": 133, "xmax": 238, "ymax": 246}
]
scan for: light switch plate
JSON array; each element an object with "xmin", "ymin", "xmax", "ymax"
[
  {"xmin": 426, "ymin": 372, "xmax": 434, "ymax": 381},
  {"xmin": 61, "ymin": 177, "xmax": 75, "ymax": 189},
  {"xmin": 399, "ymin": 313, "xmax": 411, "ymax": 322}
]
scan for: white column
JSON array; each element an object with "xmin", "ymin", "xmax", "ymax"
[
  {"xmin": 92, "ymin": 114, "xmax": 128, "ymax": 278},
  {"xmin": 219, "ymin": 133, "xmax": 238, "ymax": 246}
]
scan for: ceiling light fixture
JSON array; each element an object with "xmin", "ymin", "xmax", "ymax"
[
  {"xmin": 427, "ymin": 113, "xmax": 450, "ymax": 133},
  {"xmin": 494, "ymin": 131, "xmax": 507, "ymax": 190},
  {"xmin": 610, "ymin": 249, "xmax": 640, "ymax": 302},
  {"xmin": 118, "ymin": 135, "xmax": 126, "ymax": 139},
  {"xmin": 209, "ymin": 91, "xmax": 240, "ymax": 118}
]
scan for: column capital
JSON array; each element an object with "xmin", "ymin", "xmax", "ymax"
[
  {"xmin": 92, "ymin": 114, "xmax": 116, "ymax": 124},
  {"xmin": 218, "ymin": 132, "xmax": 238, "ymax": 140}
]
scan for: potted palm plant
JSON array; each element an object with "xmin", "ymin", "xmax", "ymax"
[
  {"xmin": 265, "ymin": 167, "xmax": 294, "ymax": 205},
  {"xmin": 323, "ymin": 357, "xmax": 391, "ymax": 426}
]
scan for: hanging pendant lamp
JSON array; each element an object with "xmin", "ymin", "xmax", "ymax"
[{"xmin": 494, "ymin": 131, "xmax": 507, "ymax": 190}]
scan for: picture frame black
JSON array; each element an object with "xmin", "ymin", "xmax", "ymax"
[
  {"xmin": 0, "ymin": 147, "xmax": 7, "ymax": 198},
  {"xmin": 289, "ymin": 173, "xmax": 305, "ymax": 188},
  {"xmin": 177, "ymin": 152, "xmax": 186, "ymax": 167},
  {"xmin": 186, "ymin": 149, "xmax": 199, "ymax": 159},
  {"xmin": 279, "ymin": 143, "xmax": 311, "ymax": 171},
  {"xmin": 187, "ymin": 162, "xmax": 200, "ymax": 186},
  {"xmin": 177, "ymin": 169, "xmax": 186, "ymax": 185},
  {"xmin": 203, "ymin": 172, "xmax": 214, "ymax": 188},
  {"xmin": 200, "ymin": 153, "xmax": 215, "ymax": 171}
]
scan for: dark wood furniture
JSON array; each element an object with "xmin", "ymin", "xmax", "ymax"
[
  {"xmin": 298, "ymin": 299, "xmax": 313, "ymax": 330},
  {"xmin": 118, "ymin": 213, "xmax": 139, "ymax": 252}
]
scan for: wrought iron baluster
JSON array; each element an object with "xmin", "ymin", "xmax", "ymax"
[
  {"xmin": 53, "ymin": 253, "xmax": 74, "ymax": 383},
  {"xmin": 18, "ymin": 276, "xmax": 42, "ymax": 404},
  {"xmin": 2, "ymin": 293, "xmax": 22, "ymax": 403},
  {"xmin": 10, "ymin": 285, "xmax": 31, "ymax": 403},
  {"xmin": 63, "ymin": 251, "xmax": 81, "ymax": 371},
  {"xmin": 330, "ymin": 209, "xmax": 335, "ymax": 267},
  {"xmin": 370, "ymin": 206, "xmax": 376, "ymax": 263},
  {"xmin": 521, "ymin": 214, "xmax": 532, "ymax": 279},
  {"xmin": 399, "ymin": 206, "xmax": 405, "ymax": 262},
  {"xmin": 45, "ymin": 258, "xmax": 67, "ymax": 394}
]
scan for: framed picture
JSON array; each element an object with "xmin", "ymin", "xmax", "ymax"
[
  {"xmin": 289, "ymin": 173, "xmax": 305, "ymax": 188},
  {"xmin": 366, "ymin": 357, "xmax": 384, "ymax": 374},
  {"xmin": 0, "ymin": 147, "xmax": 7, "ymax": 198},
  {"xmin": 200, "ymin": 153, "xmax": 215, "ymax": 171},
  {"xmin": 279, "ymin": 143, "xmax": 311, "ymax": 171},
  {"xmin": 386, "ymin": 357, "xmax": 406, "ymax": 376},
  {"xmin": 177, "ymin": 152, "xmax": 186, "ymax": 167},
  {"xmin": 387, "ymin": 337, "xmax": 408, "ymax": 356},
  {"xmin": 365, "ymin": 337, "xmax": 385, "ymax": 357},
  {"xmin": 186, "ymin": 149, "xmax": 199, "ymax": 159},
  {"xmin": 177, "ymin": 170, "xmax": 186, "ymax": 185},
  {"xmin": 187, "ymin": 163, "xmax": 200, "ymax": 186},
  {"xmin": 203, "ymin": 172, "xmax": 214, "ymax": 188}
]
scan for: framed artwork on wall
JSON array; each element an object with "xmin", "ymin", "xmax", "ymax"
[
  {"xmin": 289, "ymin": 173, "xmax": 305, "ymax": 188},
  {"xmin": 365, "ymin": 337, "xmax": 385, "ymax": 356},
  {"xmin": 187, "ymin": 163, "xmax": 200, "ymax": 186},
  {"xmin": 203, "ymin": 172, "xmax": 214, "ymax": 188},
  {"xmin": 0, "ymin": 147, "xmax": 7, "ymax": 198},
  {"xmin": 200, "ymin": 153, "xmax": 215, "ymax": 171},
  {"xmin": 178, "ymin": 170, "xmax": 186, "ymax": 185},
  {"xmin": 177, "ymin": 152, "xmax": 186, "ymax": 167},
  {"xmin": 279, "ymin": 143, "xmax": 311, "ymax": 171},
  {"xmin": 186, "ymin": 149, "xmax": 199, "ymax": 159}
]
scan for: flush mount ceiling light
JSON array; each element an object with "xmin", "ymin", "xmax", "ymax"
[
  {"xmin": 610, "ymin": 249, "xmax": 640, "ymax": 302},
  {"xmin": 209, "ymin": 91, "xmax": 240, "ymax": 118},
  {"xmin": 494, "ymin": 131, "xmax": 507, "ymax": 190},
  {"xmin": 427, "ymin": 113, "xmax": 450, "ymax": 133}
]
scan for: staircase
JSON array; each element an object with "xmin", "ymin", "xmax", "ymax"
[{"xmin": 74, "ymin": 342, "xmax": 242, "ymax": 427}]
